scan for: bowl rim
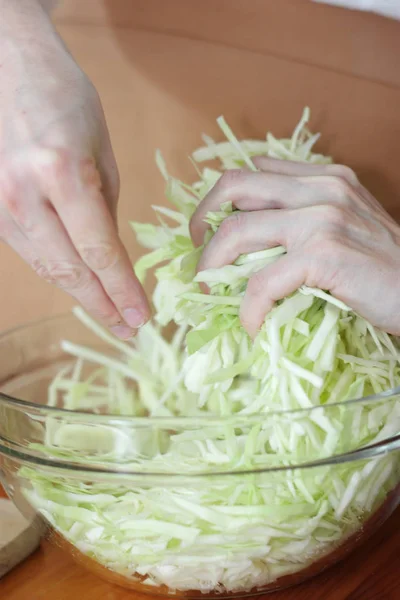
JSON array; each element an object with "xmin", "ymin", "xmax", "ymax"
[
  {"xmin": 0, "ymin": 312, "xmax": 400, "ymax": 426},
  {"xmin": 1, "ymin": 430, "xmax": 399, "ymax": 479},
  {"xmin": 0, "ymin": 313, "xmax": 400, "ymax": 477},
  {"xmin": 0, "ymin": 312, "xmax": 400, "ymax": 424}
]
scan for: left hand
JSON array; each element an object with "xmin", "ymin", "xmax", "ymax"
[
  {"xmin": 190, "ymin": 158, "xmax": 400, "ymax": 338},
  {"xmin": 0, "ymin": 1, "xmax": 150, "ymax": 337}
]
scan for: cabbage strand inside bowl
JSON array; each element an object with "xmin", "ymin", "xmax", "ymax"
[{"xmin": 21, "ymin": 109, "xmax": 400, "ymax": 594}]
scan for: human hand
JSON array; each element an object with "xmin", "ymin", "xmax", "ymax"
[
  {"xmin": 190, "ymin": 159, "xmax": 400, "ymax": 338},
  {"xmin": 0, "ymin": 1, "xmax": 150, "ymax": 339}
]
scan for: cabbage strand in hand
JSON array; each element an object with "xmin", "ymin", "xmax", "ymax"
[{"xmin": 132, "ymin": 108, "xmax": 400, "ymax": 406}]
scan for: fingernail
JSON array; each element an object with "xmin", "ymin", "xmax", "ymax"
[
  {"xmin": 123, "ymin": 308, "xmax": 147, "ymax": 329},
  {"xmin": 111, "ymin": 324, "xmax": 134, "ymax": 340}
]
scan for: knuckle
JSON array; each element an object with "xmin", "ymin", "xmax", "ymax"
[
  {"xmin": 80, "ymin": 158, "xmax": 102, "ymax": 191},
  {"xmin": 0, "ymin": 168, "xmax": 39, "ymax": 233},
  {"xmin": 311, "ymin": 235, "xmax": 343, "ymax": 260},
  {"xmin": 39, "ymin": 147, "xmax": 72, "ymax": 179},
  {"xmin": 309, "ymin": 238, "xmax": 345, "ymax": 290},
  {"xmin": 79, "ymin": 242, "xmax": 120, "ymax": 271},
  {"xmin": 0, "ymin": 171, "xmax": 22, "ymax": 218},
  {"xmin": 0, "ymin": 170, "xmax": 18, "ymax": 204},
  {"xmin": 218, "ymin": 212, "xmax": 246, "ymax": 239},
  {"xmin": 239, "ymin": 311, "xmax": 253, "ymax": 333},
  {"xmin": 218, "ymin": 169, "xmax": 246, "ymax": 193},
  {"xmin": 2, "ymin": 192, "xmax": 20, "ymax": 218},
  {"xmin": 324, "ymin": 174, "xmax": 354, "ymax": 202},
  {"xmin": 329, "ymin": 164, "xmax": 359, "ymax": 187},
  {"xmin": 2, "ymin": 192, "xmax": 32, "ymax": 232},
  {"xmin": 317, "ymin": 203, "xmax": 347, "ymax": 227},
  {"xmin": 44, "ymin": 261, "xmax": 92, "ymax": 291},
  {"xmin": 251, "ymin": 155, "xmax": 268, "ymax": 168},
  {"xmin": 246, "ymin": 270, "xmax": 265, "ymax": 297},
  {"xmin": 31, "ymin": 259, "xmax": 55, "ymax": 283}
]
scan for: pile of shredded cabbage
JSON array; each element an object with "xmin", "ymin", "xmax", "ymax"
[{"xmin": 21, "ymin": 109, "xmax": 400, "ymax": 594}]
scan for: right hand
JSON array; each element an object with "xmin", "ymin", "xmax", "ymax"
[
  {"xmin": 0, "ymin": 5, "xmax": 150, "ymax": 339},
  {"xmin": 190, "ymin": 159, "xmax": 400, "ymax": 338}
]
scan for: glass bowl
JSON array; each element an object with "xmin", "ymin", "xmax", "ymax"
[{"xmin": 0, "ymin": 314, "xmax": 399, "ymax": 597}]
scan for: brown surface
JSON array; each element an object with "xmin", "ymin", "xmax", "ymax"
[{"xmin": 0, "ymin": 0, "xmax": 400, "ymax": 598}]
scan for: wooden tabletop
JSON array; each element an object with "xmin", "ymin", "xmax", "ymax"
[{"xmin": 0, "ymin": 478, "xmax": 399, "ymax": 599}]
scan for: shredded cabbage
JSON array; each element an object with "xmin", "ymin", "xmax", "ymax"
[{"xmin": 21, "ymin": 109, "xmax": 400, "ymax": 594}]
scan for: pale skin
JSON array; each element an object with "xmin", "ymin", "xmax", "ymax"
[
  {"xmin": 1, "ymin": 0, "xmax": 400, "ymax": 339},
  {"xmin": 190, "ymin": 160, "xmax": 400, "ymax": 338},
  {"xmin": 0, "ymin": 0, "xmax": 150, "ymax": 339}
]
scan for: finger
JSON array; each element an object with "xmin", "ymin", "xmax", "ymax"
[
  {"xmin": 255, "ymin": 160, "xmax": 383, "ymax": 223},
  {"xmin": 190, "ymin": 170, "xmax": 293, "ymax": 246},
  {"xmin": 21, "ymin": 201, "xmax": 135, "ymax": 339},
  {"xmin": 197, "ymin": 210, "xmax": 293, "ymax": 274},
  {"xmin": 190, "ymin": 163, "xmax": 359, "ymax": 246},
  {"xmin": 240, "ymin": 255, "xmax": 308, "ymax": 338},
  {"xmin": 0, "ymin": 170, "xmax": 132, "ymax": 336},
  {"xmin": 252, "ymin": 157, "xmax": 360, "ymax": 186},
  {"xmin": 38, "ymin": 150, "xmax": 151, "ymax": 329},
  {"xmin": 0, "ymin": 209, "xmax": 41, "ymax": 268}
]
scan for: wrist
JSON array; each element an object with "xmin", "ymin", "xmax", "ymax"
[
  {"xmin": 0, "ymin": 0, "xmax": 61, "ymax": 54},
  {"xmin": 0, "ymin": 0, "xmax": 78, "ymax": 87}
]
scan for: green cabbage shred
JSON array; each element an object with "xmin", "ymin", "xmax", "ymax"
[{"xmin": 21, "ymin": 108, "xmax": 400, "ymax": 594}]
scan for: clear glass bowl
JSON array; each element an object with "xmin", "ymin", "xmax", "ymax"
[{"xmin": 0, "ymin": 315, "xmax": 399, "ymax": 597}]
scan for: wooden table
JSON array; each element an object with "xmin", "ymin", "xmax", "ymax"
[
  {"xmin": 0, "ymin": 480, "xmax": 399, "ymax": 599},
  {"xmin": 1, "ymin": 1, "xmax": 400, "ymax": 599}
]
